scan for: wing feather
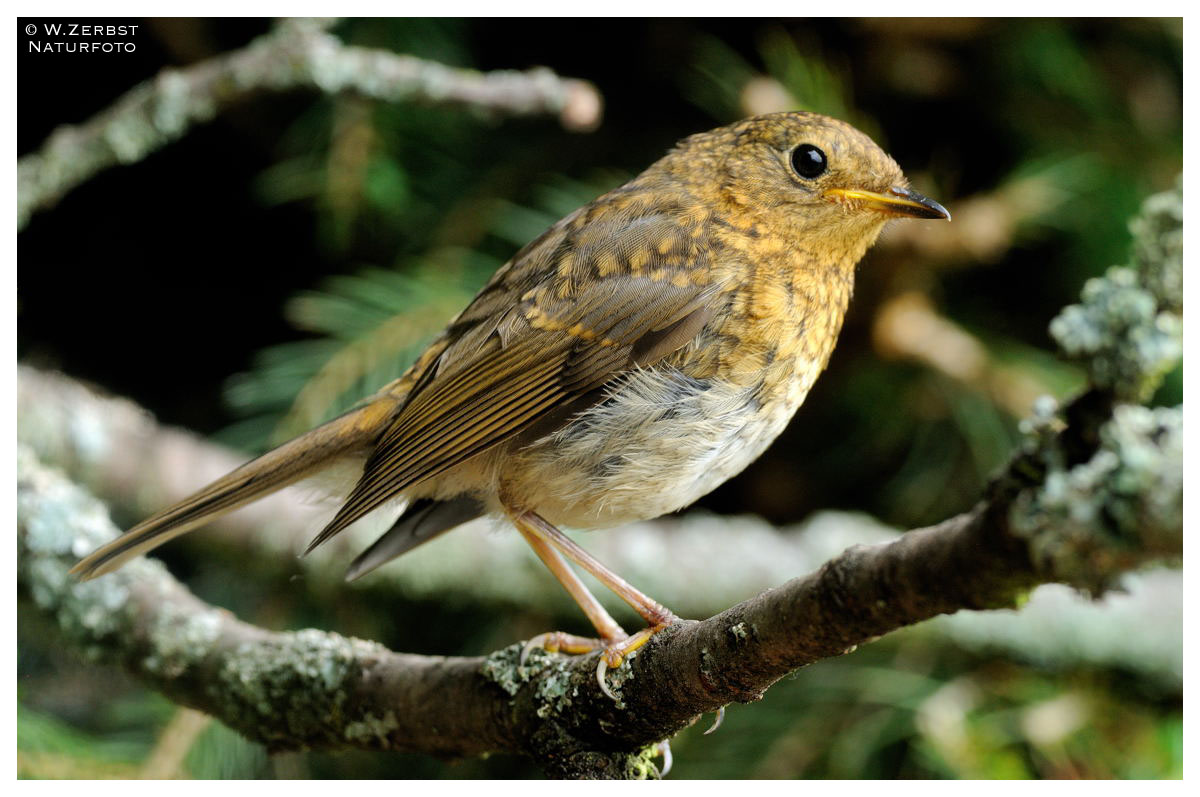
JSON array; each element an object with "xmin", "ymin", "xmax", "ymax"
[{"xmin": 308, "ymin": 207, "xmax": 723, "ymax": 552}]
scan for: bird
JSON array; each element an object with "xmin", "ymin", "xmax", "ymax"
[{"xmin": 71, "ymin": 111, "xmax": 949, "ymax": 697}]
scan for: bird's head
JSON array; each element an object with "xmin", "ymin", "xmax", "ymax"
[{"xmin": 664, "ymin": 111, "xmax": 950, "ymax": 266}]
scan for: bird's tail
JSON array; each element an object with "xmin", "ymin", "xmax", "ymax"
[{"xmin": 70, "ymin": 398, "xmax": 400, "ymax": 581}]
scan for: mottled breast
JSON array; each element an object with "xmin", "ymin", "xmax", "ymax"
[{"xmin": 507, "ymin": 261, "xmax": 852, "ymax": 529}]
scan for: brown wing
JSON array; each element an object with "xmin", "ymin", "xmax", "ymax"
[{"xmin": 306, "ymin": 204, "xmax": 720, "ymax": 551}]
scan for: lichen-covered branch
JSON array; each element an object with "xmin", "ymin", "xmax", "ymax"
[
  {"xmin": 15, "ymin": 364, "xmax": 1182, "ymax": 688},
  {"xmin": 16, "ymin": 183, "xmax": 1181, "ymax": 778},
  {"xmin": 17, "ymin": 17, "xmax": 602, "ymax": 229},
  {"xmin": 16, "ymin": 364, "xmax": 330, "ymax": 560},
  {"xmin": 1048, "ymin": 182, "xmax": 1182, "ymax": 403},
  {"xmin": 1008, "ymin": 179, "xmax": 1184, "ymax": 594},
  {"xmin": 18, "ymin": 446, "xmax": 517, "ymax": 761}
]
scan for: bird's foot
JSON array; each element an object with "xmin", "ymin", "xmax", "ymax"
[
  {"xmin": 520, "ymin": 631, "xmax": 613, "ymax": 667},
  {"xmin": 521, "ymin": 621, "xmax": 676, "ymax": 702},
  {"xmin": 595, "ymin": 622, "xmax": 673, "ymax": 701}
]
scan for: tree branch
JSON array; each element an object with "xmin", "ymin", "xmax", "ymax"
[{"xmin": 17, "ymin": 18, "xmax": 602, "ymax": 229}]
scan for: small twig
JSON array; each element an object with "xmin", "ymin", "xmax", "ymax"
[{"xmin": 17, "ymin": 18, "xmax": 602, "ymax": 229}]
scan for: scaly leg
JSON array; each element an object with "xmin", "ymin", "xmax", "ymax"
[
  {"xmin": 513, "ymin": 523, "xmax": 628, "ymax": 665},
  {"xmin": 507, "ymin": 507, "xmax": 680, "ymax": 699}
]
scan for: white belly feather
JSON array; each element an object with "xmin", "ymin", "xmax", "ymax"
[{"xmin": 508, "ymin": 364, "xmax": 811, "ymax": 528}]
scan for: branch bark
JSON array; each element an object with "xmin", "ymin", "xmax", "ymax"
[{"xmin": 17, "ymin": 18, "xmax": 602, "ymax": 229}]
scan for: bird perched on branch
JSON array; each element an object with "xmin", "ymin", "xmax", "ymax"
[{"xmin": 72, "ymin": 111, "xmax": 949, "ymax": 697}]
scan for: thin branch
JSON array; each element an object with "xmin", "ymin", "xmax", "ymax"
[
  {"xmin": 17, "ymin": 18, "xmax": 602, "ymax": 229},
  {"xmin": 18, "ymin": 447, "xmax": 513, "ymax": 760}
]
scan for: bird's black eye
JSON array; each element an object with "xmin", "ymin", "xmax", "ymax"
[{"xmin": 790, "ymin": 144, "xmax": 827, "ymax": 180}]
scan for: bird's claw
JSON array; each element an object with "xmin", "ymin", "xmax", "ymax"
[
  {"xmin": 654, "ymin": 740, "xmax": 673, "ymax": 777},
  {"xmin": 595, "ymin": 649, "xmax": 623, "ymax": 701},
  {"xmin": 519, "ymin": 636, "xmax": 543, "ymax": 667},
  {"xmin": 704, "ymin": 705, "xmax": 727, "ymax": 735},
  {"xmin": 594, "ymin": 623, "xmax": 670, "ymax": 701}
]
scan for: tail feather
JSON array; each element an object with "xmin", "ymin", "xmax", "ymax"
[
  {"xmin": 343, "ymin": 496, "xmax": 484, "ymax": 582},
  {"xmin": 70, "ymin": 399, "xmax": 398, "ymax": 581}
]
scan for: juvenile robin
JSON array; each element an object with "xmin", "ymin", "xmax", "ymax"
[{"xmin": 72, "ymin": 111, "xmax": 949, "ymax": 697}]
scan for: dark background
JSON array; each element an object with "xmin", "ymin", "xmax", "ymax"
[{"xmin": 18, "ymin": 18, "xmax": 1182, "ymax": 779}]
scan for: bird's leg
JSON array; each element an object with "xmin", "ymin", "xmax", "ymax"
[
  {"xmin": 513, "ymin": 523, "xmax": 628, "ymax": 665},
  {"xmin": 508, "ymin": 508, "xmax": 680, "ymax": 699},
  {"xmin": 514, "ymin": 510, "xmax": 679, "ymax": 627}
]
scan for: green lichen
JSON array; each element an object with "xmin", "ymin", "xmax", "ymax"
[
  {"xmin": 627, "ymin": 743, "xmax": 667, "ymax": 779},
  {"xmin": 344, "ymin": 710, "xmax": 401, "ymax": 746},
  {"xmin": 478, "ymin": 642, "xmax": 534, "ymax": 697},
  {"xmin": 479, "ymin": 642, "xmax": 591, "ymax": 728},
  {"xmin": 17, "ymin": 446, "xmax": 136, "ymax": 658},
  {"xmin": 598, "ymin": 652, "xmax": 638, "ymax": 710},
  {"xmin": 1009, "ymin": 405, "xmax": 1182, "ymax": 594},
  {"xmin": 1017, "ymin": 395, "xmax": 1066, "ymax": 452},
  {"xmin": 543, "ymin": 746, "xmax": 663, "ymax": 780},
  {"xmin": 1130, "ymin": 178, "xmax": 1183, "ymax": 314},
  {"xmin": 479, "ymin": 643, "xmax": 666, "ymax": 778},
  {"xmin": 534, "ymin": 658, "xmax": 579, "ymax": 719},
  {"xmin": 480, "ymin": 642, "xmax": 589, "ymax": 718},
  {"xmin": 143, "ymin": 598, "xmax": 223, "ymax": 678},
  {"xmin": 1048, "ymin": 182, "xmax": 1182, "ymax": 402},
  {"xmin": 1021, "ymin": 181, "xmax": 1184, "ymax": 594},
  {"xmin": 1049, "ymin": 267, "xmax": 1181, "ymax": 401},
  {"xmin": 216, "ymin": 629, "xmax": 389, "ymax": 748}
]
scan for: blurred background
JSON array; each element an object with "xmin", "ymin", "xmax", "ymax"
[{"xmin": 17, "ymin": 18, "xmax": 1182, "ymax": 779}]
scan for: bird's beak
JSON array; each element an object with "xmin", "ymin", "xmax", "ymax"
[{"xmin": 824, "ymin": 186, "xmax": 951, "ymax": 221}]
